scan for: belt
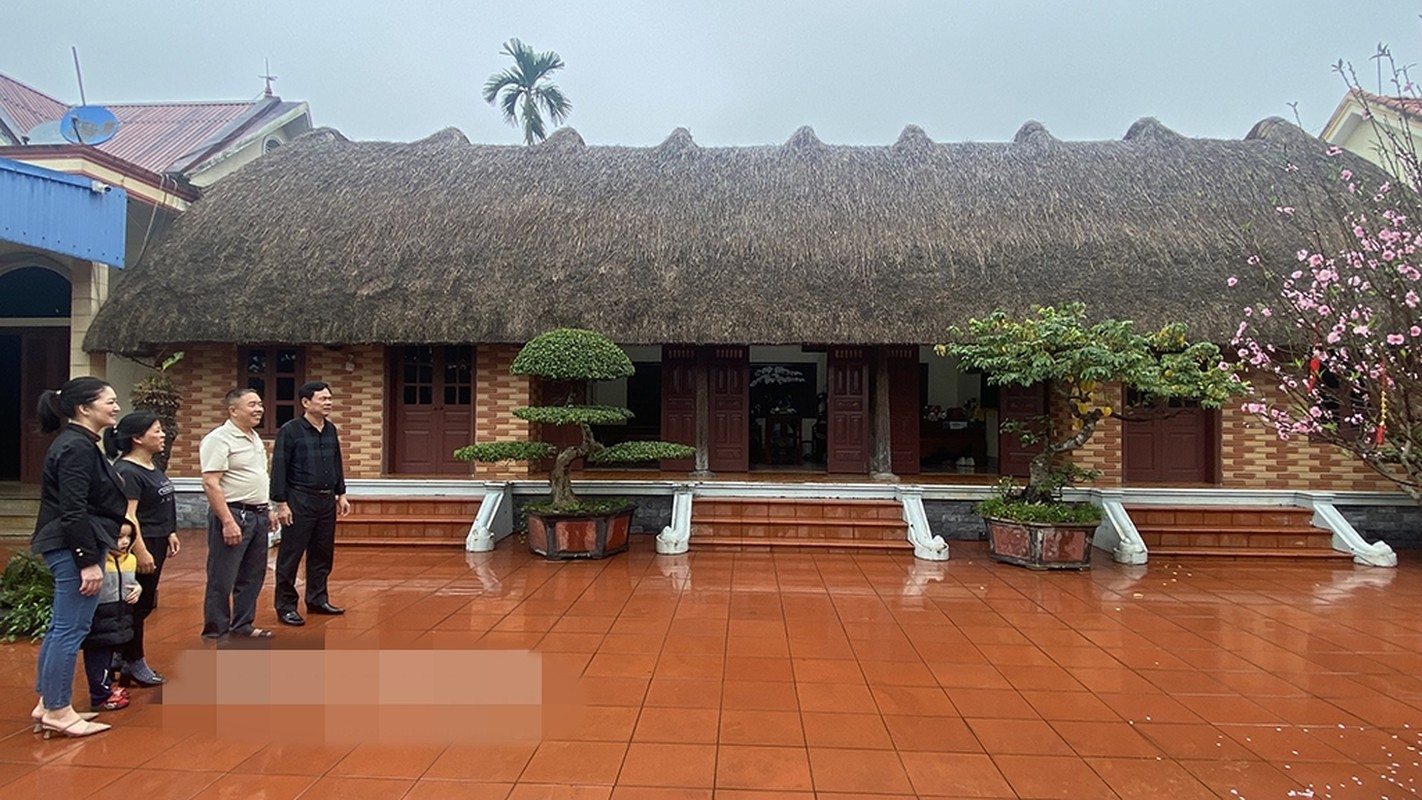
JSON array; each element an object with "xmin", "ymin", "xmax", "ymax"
[
  {"xmin": 291, "ymin": 486, "xmax": 335, "ymax": 496},
  {"xmin": 228, "ymin": 502, "xmax": 269, "ymax": 513}
]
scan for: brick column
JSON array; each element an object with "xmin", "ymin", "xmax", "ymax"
[
  {"xmin": 166, "ymin": 344, "xmax": 240, "ymax": 478},
  {"xmin": 306, "ymin": 345, "xmax": 385, "ymax": 478},
  {"xmin": 475, "ymin": 344, "xmax": 539, "ymax": 479}
]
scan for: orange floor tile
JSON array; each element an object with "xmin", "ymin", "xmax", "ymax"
[{"xmin": 1, "ymin": 533, "xmax": 1420, "ymax": 798}]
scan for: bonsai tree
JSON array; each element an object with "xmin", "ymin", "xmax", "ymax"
[
  {"xmin": 939, "ymin": 303, "xmax": 1246, "ymax": 520},
  {"xmin": 454, "ymin": 328, "xmax": 695, "ymax": 514},
  {"xmin": 128, "ymin": 351, "xmax": 184, "ymax": 471}
]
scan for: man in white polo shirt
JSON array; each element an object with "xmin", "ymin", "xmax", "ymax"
[{"xmin": 199, "ymin": 388, "xmax": 278, "ymax": 640}]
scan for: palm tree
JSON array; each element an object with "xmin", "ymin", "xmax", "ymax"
[{"xmin": 482, "ymin": 38, "xmax": 572, "ymax": 145}]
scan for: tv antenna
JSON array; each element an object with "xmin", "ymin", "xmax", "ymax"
[
  {"xmin": 259, "ymin": 59, "xmax": 277, "ymax": 97},
  {"xmin": 71, "ymin": 46, "xmax": 87, "ymax": 105}
]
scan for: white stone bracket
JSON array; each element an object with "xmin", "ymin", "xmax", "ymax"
[
  {"xmin": 1097, "ymin": 494, "xmax": 1148, "ymax": 565},
  {"xmin": 1309, "ymin": 497, "xmax": 1397, "ymax": 568},
  {"xmin": 466, "ymin": 483, "xmax": 514, "ymax": 552},
  {"xmin": 899, "ymin": 488, "xmax": 948, "ymax": 561},
  {"xmin": 656, "ymin": 484, "xmax": 694, "ymax": 555}
]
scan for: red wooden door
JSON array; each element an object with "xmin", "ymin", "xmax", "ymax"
[
  {"xmin": 660, "ymin": 346, "xmax": 696, "ymax": 470},
  {"xmin": 392, "ymin": 345, "xmax": 474, "ymax": 474},
  {"xmin": 887, "ymin": 347, "xmax": 920, "ymax": 475},
  {"xmin": 997, "ymin": 383, "xmax": 1045, "ymax": 478},
  {"xmin": 1123, "ymin": 402, "xmax": 1216, "ymax": 483},
  {"xmin": 827, "ymin": 347, "xmax": 870, "ymax": 474},
  {"xmin": 708, "ymin": 346, "xmax": 748, "ymax": 472},
  {"xmin": 19, "ymin": 330, "xmax": 68, "ymax": 484}
]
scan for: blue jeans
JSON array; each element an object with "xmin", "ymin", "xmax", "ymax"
[{"xmin": 35, "ymin": 549, "xmax": 101, "ymax": 710}]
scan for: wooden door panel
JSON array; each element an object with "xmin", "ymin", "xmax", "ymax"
[
  {"xmin": 1123, "ymin": 407, "xmax": 1213, "ymax": 483},
  {"xmin": 20, "ymin": 331, "xmax": 68, "ymax": 483},
  {"xmin": 887, "ymin": 348, "xmax": 920, "ymax": 475},
  {"xmin": 708, "ymin": 346, "xmax": 748, "ymax": 472},
  {"xmin": 661, "ymin": 346, "xmax": 696, "ymax": 470},
  {"xmin": 392, "ymin": 345, "xmax": 473, "ymax": 475},
  {"xmin": 997, "ymin": 383, "xmax": 1045, "ymax": 478},
  {"xmin": 827, "ymin": 347, "xmax": 869, "ymax": 474}
]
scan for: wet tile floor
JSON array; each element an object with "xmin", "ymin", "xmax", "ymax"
[{"xmin": 1, "ymin": 533, "xmax": 1420, "ymax": 799}]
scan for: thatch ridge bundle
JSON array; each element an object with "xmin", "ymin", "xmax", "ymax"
[{"xmin": 85, "ymin": 119, "xmax": 1387, "ymax": 354}]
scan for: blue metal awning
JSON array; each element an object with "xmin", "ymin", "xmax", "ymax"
[{"xmin": 0, "ymin": 155, "xmax": 127, "ymax": 267}]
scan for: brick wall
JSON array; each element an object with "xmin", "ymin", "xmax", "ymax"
[
  {"xmin": 1220, "ymin": 380, "xmax": 1393, "ymax": 491},
  {"xmin": 163, "ymin": 343, "xmax": 386, "ymax": 479},
  {"xmin": 474, "ymin": 343, "xmax": 539, "ymax": 479},
  {"xmin": 167, "ymin": 343, "xmax": 237, "ymax": 477}
]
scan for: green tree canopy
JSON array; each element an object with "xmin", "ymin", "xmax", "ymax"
[{"xmin": 481, "ymin": 38, "xmax": 572, "ymax": 145}]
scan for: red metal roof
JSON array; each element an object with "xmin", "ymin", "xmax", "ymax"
[
  {"xmin": 0, "ymin": 73, "xmax": 303, "ymax": 175},
  {"xmin": 0, "ymin": 73, "xmax": 67, "ymax": 137},
  {"xmin": 1355, "ymin": 90, "xmax": 1422, "ymax": 116}
]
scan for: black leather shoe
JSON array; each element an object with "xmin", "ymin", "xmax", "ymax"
[
  {"xmin": 278, "ymin": 609, "xmax": 305, "ymax": 626},
  {"xmin": 309, "ymin": 602, "xmax": 345, "ymax": 615}
]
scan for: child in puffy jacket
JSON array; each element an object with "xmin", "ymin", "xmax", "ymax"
[{"xmin": 81, "ymin": 522, "xmax": 142, "ymax": 711}]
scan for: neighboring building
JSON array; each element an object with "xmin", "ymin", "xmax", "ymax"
[
  {"xmin": 82, "ymin": 117, "xmax": 1402, "ymax": 509},
  {"xmin": 1320, "ymin": 88, "xmax": 1421, "ymax": 185},
  {"xmin": 0, "ymin": 71, "xmax": 311, "ymax": 482}
]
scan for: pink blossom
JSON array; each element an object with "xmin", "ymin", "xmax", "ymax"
[
  {"xmin": 1387, "ymin": 333, "xmax": 1405, "ymax": 345},
  {"xmin": 1227, "ymin": 276, "xmax": 1238, "ymax": 287},
  {"xmin": 1354, "ymin": 324, "xmax": 1369, "ymax": 336},
  {"xmin": 1340, "ymin": 169, "xmax": 1353, "ymax": 180},
  {"xmin": 1407, "ymin": 290, "xmax": 1420, "ymax": 308},
  {"xmin": 1327, "ymin": 146, "xmax": 1342, "ymax": 156},
  {"xmin": 1412, "ymin": 325, "xmax": 1422, "ymax": 337},
  {"xmin": 1247, "ymin": 255, "xmax": 1260, "ymax": 266}
]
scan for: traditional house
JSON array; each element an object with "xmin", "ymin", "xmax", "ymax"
[
  {"xmin": 0, "ymin": 71, "xmax": 311, "ymax": 484},
  {"xmin": 82, "ymin": 117, "xmax": 1419, "ymax": 558}
]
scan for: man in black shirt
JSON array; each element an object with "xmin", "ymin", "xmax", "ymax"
[{"xmin": 271, "ymin": 381, "xmax": 351, "ymax": 626}]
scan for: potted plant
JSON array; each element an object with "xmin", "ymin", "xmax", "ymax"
[
  {"xmin": 939, "ymin": 303, "xmax": 1244, "ymax": 569},
  {"xmin": 454, "ymin": 328, "xmax": 695, "ymax": 559}
]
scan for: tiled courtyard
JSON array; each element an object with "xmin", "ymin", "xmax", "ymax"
[{"xmin": 1, "ymin": 532, "xmax": 1420, "ymax": 799}]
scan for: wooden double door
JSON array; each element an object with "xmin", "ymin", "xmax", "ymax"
[
  {"xmin": 1123, "ymin": 401, "xmax": 1217, "ymax": 483},
  {"xmin": 390, "ymin": 345, "xmax": 473, "ymax": 474}
]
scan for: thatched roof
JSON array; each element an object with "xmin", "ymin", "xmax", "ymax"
[{"xmin": 85, "ymin": 117, "xmax": 1385, "ymax": 354}]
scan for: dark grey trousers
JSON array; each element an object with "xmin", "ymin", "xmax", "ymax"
[{"xmin": 201, "ymin": 505, "xmax": 269, "ymax": 638}]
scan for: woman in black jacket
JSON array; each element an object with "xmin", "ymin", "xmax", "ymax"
[{"xmin": 30, "ymin": 376, "xmax": 125, "ymax": 739}]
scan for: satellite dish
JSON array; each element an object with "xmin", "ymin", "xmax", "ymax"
[
  {"xmin": 24, "ymin": 120, "xmax": 66, "ymax": 145},
  {"xmin": 60, "ymin": 105, "xmax": 119, "ymax": 145}
]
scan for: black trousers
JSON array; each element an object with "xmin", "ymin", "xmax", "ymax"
[
  {"xmin": 120, "ymin": 535, "xmax": 170, "ymax": 663},
  {"xmin": 274, "ymin": 490, "xmax": 337, "ymax": 613}
]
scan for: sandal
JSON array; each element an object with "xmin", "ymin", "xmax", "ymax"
[
  {"xmin": 31, "ymin": 710, "xmax": 97, "ymax": 734},
  {"xmin": 242, "ymin": 628, "xmax": 275, "ymax": 639},
  {"xmin": 41, "ymin": 717, "xmax": 111, "ymax": 739},
  {"xmin": 92, "ymin": 687, "xmax": 130, "ymax": 712}
]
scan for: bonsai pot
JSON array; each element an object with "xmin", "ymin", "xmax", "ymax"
[
  {"xmin": 984, "ymin": 516, "xmax": 1097, "ymax": 570},
  {"xmin": 526, "ymin": 506, "xmax": 635, "ymax": 560}
]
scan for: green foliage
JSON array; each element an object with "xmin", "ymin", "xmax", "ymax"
[
  {"xmin": 482, "ymin": 38, "xmax": 573, "ymax": 145},
  {"xmin": 525, "ymin": 497, "xmax": 634, "ymax": 517},
  {"xmin": 939, "ymin": 303, "xmax": 1240, "ymax": 409},
  {"xmin": 454, "ymin": 441, "xmax": 557, "ymax": 463},
  {"xmin": 588, "ymin": 441, "xmax": 697, "ymax": 464},
  {"xmin": 514, "ymin": 405, "xmax": 635, "ymax": 426},
  {"xmin": 0, "ymin": 553, "xmax": 54, "ymax": 643},
  {"xmin": 978, "ymin": 496, "xmax": 1102, "ymax": 525},
  {"xmin": 511, "ymin": 329, "xmax": 634, "ymax": 381}
]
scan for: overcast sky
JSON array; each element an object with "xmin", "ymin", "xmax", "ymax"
[{"xmin": 7, "ymin": 1, "xmax": 1420, "ymax": 147}]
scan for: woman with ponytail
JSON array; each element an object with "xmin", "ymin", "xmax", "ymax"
[
  {"xmin": 105, "ymin": 412, "xmax": 179, "ymax": 687},
  {"xmin": 30, "ymin": 376, "xmax": 125, "ymax": 739}
]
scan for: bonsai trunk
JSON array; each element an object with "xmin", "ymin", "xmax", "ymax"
[
  {"xmin": 548, "ymin": 424, "xmax": 597, "ymax": 508},
  {"xmin": 1023, "ymin": 411, "xmax": 1101, "ymax": 503}
]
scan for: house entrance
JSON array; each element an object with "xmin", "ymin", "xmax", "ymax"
[
  {"xmin": 1123, "ymin": 395, "xmax": 1218, "ymax": 483},
  {"xmin": 390, "ymin": 345, "xmax": 474, "ymax": 475}
]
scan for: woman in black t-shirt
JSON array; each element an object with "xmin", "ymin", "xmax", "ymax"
[{"xmin": 105, "ymin": 412, "xmax": 180, "ymax": 687}]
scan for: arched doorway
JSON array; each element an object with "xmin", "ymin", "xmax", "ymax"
[{"xmin": 0, "ymin": 261, "xmax": 72, "ymax": 482}]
